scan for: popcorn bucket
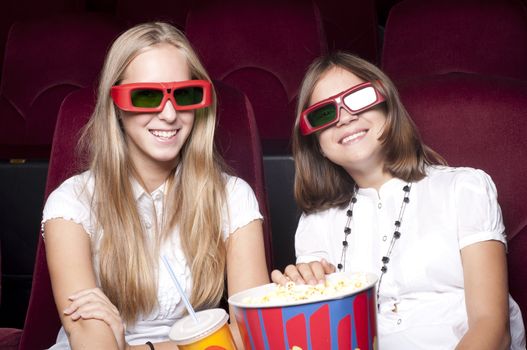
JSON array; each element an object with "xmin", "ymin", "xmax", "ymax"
[{"xmin": 228, "ymin": 272, "xmax": 378, "ymax": 350}]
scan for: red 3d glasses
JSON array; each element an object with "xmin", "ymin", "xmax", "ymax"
[
  {"xmin": 300, "ymin": 81, "xmax": 385, "ymax": 135},
  {"xmin": 111, "ymin": 80, "xmax": 212, "ymax": 112}
]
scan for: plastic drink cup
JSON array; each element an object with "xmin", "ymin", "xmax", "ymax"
[{"xmin": 169, "ymin": 308, "xmax": 237, "ymax": 350}]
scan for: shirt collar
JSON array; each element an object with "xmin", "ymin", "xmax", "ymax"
[
  {"xmin": 130, "ymin": 165, "xmax": 180, "ymax": 201},
  {"xmin": 357, "ymin": 177, "xmax": 407, "ymax": 200},
  {"xmin": 131, "ymin": 177, "xmax": 168, "ymax": 201}
]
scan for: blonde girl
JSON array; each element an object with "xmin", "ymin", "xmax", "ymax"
[{"xmin": 43, "ymin": 22, "xmax": 269, "ymax": 349}]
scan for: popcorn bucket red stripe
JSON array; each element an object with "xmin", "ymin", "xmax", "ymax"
[
  {"xmin": 338, "ymin": 315, "xmax": 352, "ymax": 349},
  {"xmin": 354, "ymin": 293, "xmax": 369, "ymax": 349},
  {"xmin": 310, "ymin": 304, "xmax": 331, "ymax": 349},
  {"xmin": 261, "ymin": 308, "xmax": 286, "ymax": 350},
  {"xmin": 286, "ymin": 313, "xmax": 308, "ymax": 349},
  {"xmin": 245, "ymin": 308, "xmax": 265, "ymax": 349}
]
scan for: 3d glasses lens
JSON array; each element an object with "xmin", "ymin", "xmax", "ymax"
[
  {"xmin": 343, "ymin": 86, "xmax": 378, "ymax": 111},
  {"xmin": 173, "ymin": 86, "xmax": 204, "ymax": 106},
  {"xmin": 131, "ymin": 89, "xmax": 164, "ymax": 108},
  {"xmin": 307, "ymin": 104, "xmax": 337, "ymax": 127}
]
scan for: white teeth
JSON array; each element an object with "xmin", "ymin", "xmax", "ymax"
[
  {"xmin": 151, "ymin": 130, "xmax": 177, "ymax": 138},
  {"xmin": 341, "ymin": 131, "xmax": 366, "ymax": 144}
]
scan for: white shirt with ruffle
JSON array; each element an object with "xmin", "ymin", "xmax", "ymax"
[
  {"xmin": 42, "ymin": 171, "xmax": 263, "ymax": 349},
  {"xmin": 295, "ymin": 166, "xmax": 525, "ymax": 350}
]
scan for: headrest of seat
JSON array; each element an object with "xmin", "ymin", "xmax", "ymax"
[
  {"xmin": 1, "ymin": 14, "xmax": 124, "ymax": 117},
  {"xmin": 382, "ymin": 0, "xmax": 527, "ymax": 82},
  {"xmin": 186, "ymin": 1, "xmax": 326, "ymax": 98}
]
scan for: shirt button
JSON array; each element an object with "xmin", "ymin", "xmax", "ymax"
[
  {"xmin": 145, "ymin": 221, "xmax": 152, "ymax": 229},
  {"xmin": 378, "ymin": 202, "xmax": 382, "ymax": 209},
  {"xmin": 397, "ymin": 319, "xmax": 402, "ymax": 325},
  {"xmin": 382, "ymin": 235, "xmax": 387, "ymax": 241}
]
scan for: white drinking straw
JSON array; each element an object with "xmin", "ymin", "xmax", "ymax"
[{"xmin": 161, "ymin": 255, "xmax": 199, "ymax": 323}]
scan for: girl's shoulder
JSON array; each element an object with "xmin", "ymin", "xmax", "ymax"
[
  {"xmin": 423, "ymin": 165, "xmax": 497, "ymax": 193},
  {"xmin": 300, "ymin": 205, "xmax": 345, "ymax": 223},
  {"xmin": 49, "ymin": 170, "xmax": 94, "ymax": 199},
  {"xmin": 223, "ymin": 173, "xmax": 255, "ymax": 196},
  {"xmin": 42, "ymin": 170, "xmax": 95, "ymax": 237},
  {"xmin": 220, "ymin": 173, "xmax": 263, "ymax": 236}
]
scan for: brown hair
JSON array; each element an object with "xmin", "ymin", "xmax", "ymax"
[
  {"xmin": 293, "ymin": 52, "xmax": 445, "ymax": 213},
  {"xmin": 79, "ymin": 22, "xmax": 228, "ymax": 323}
]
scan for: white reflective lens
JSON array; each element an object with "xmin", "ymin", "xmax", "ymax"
[{"xmin": 343, "ymin": 86, "xmax": 377, "ymax": 111}]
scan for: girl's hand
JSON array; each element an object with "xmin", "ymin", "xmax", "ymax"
[
  {"xmin": 271, "ymin": 259, "xmax": 336, "ymax": 285},
  {"xmin": 63, "ymin": 288, "xmax": 127, "ymax": 350}
]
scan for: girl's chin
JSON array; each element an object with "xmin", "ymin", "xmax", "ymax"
[{"xmin": 144, "ymin": 150, "xmax": 181, "ymax": 165}]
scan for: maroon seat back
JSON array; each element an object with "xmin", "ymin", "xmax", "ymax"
[
  {"xmin": 0, "ymin": 327, "xmax": 22, "ymax": 350},
  {"xmin": 382, "ymin": 0, "xmax": 527, "ymax": 82},
  {"xmin": 0, "ymin": 14, "xmax": 124, "ymax": 159},
  {"xmin": 115, "ymin": 0, "xmax": 189, "ymax": 29},
  {"xmin": 398, "ymin": 73, "xmax": 527, "ymax": 325},
  {"xmin": 313, "ymin": 0, "xmax": 379, "ymax": 63},
  {"xmin": 18, "ymin": 80, "xmax": 272, "ymax": 349},
  {"xmin": 0, "ymin": 1, "xmax": 84, "ymax": 84},
  {"xmin": 17, "ymin": 87, "xmax": 94, "ymax": 349},
  {"xmin": 376, "ymin": 0, "xmax": 404, "ymax": 25},
  {"xmin": 185, "ymin": 1, "xmax": 326, "ymax": 151}
]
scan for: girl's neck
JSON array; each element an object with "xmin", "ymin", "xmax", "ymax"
[
  {"xmin": 134, "ymin": 161, "xmax": 177, "ymax": 194},
  {"xmin": 349, "ymin": 167, "xmax": 393, "ymax": 191},
  {"xmin": 142, "ymin": 172, "xmax": 170, "ymax": 193}
]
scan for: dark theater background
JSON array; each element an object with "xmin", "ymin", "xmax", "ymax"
[{"xmin": 0, "ymin": 0, "xmax": 526, "ymax": 348}]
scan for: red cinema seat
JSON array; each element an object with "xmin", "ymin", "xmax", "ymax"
[
  {"xmin": 0, "ymin": 14, "xmax": 124, "ymax": 159},
  {"xmin": 0, "ymin": 0, "xmax": 84, "ymax": 83},
  {"xmin": 0, "ymin": 79, "xmax": 273, "ymax": 349},
  {"xmin": 0, "ymin": 13, "xmax": 124, "ymax": 333},
  {"xmin": 115, "ymin": 0, "xmax": 189, "ymax": 29},
  {"xmin": 314, "ymin": 0, "xmax": 379, "ymax": 63},
  {"xmin": 382, "ymin": 0, "xmax": 527, "ymax": 83},
  {"xmin": 185, "ymin": 0, "xmax": 327, "ymax": 153}
]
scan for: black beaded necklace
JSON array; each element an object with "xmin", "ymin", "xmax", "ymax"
[{"xmin": 337, "ymin": 182, "xmax": 412, "ymax": 308}]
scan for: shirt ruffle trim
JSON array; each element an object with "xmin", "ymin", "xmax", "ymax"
[
  {"xmin": 226, "ymin": 211, "xmax": 263, "ymax": 238},
  {"xmin": 41, "ymin": 216, "xmax": 92, "ymax": 239},
  {"xmin": 458, "ymin": 230, "xmax": 507, "ymax": 251}
]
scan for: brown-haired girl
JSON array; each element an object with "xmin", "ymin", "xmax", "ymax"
[{"xmin": 272, "ymin": 52, "xmax": 525, "ymax": 349}]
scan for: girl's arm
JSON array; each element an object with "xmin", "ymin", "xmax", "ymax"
[
  {"xmin": 45, "ymin": 218, "xmax": 122, "ymax": 349},
  {"xmin": 456, "ymin": 240, "xmax": 511, "ymax": 350},
  {"xmin": 226, "ymin": 219, "xmax": 270, "ymax": 348},
  {"xmin": 46, "ymin": 219, "xmax": 181, "ymax": 350}
]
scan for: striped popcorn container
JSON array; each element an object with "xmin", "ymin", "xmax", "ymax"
[{"xmin": 228, "ymin": 272, "xmax": 378, "ymax": 350}]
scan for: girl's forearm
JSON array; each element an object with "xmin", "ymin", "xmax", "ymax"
[{"xmin": 455, "ymin": 319, "xmax": 511, "ymax": 350}]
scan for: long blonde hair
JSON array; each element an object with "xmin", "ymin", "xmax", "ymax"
[
  {"xmin": 79, "ymin": 22, "xmax": 228, "ymax": 323},
  {"xmin": 293, "ymin": 52, "xmax": 446, "ymax": 213}
]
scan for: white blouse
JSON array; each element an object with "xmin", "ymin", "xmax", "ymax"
[
  {"xmin": 42, "ymin": 171, "xmax": 263, "ymax": 349},
  {"xmin": 296, "ymin": 166, "xmax": 525, "ymax": 350}
]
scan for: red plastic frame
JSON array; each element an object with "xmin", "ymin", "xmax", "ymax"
[
  {"xmin": 300, "ymin": 81, "xmax": 385, "ymax": 135},
  {"xmin": 111, "ymin": 80, "xmax": 212, "ymax": 112}
]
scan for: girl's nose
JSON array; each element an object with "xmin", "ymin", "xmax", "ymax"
[
  {"xmin": 335, "ymin": 107, "xmax": 358, "ymax": 127},
  {"xmin": 157, "ymin": 100, "xmax": 177, "ymax": 123}
]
